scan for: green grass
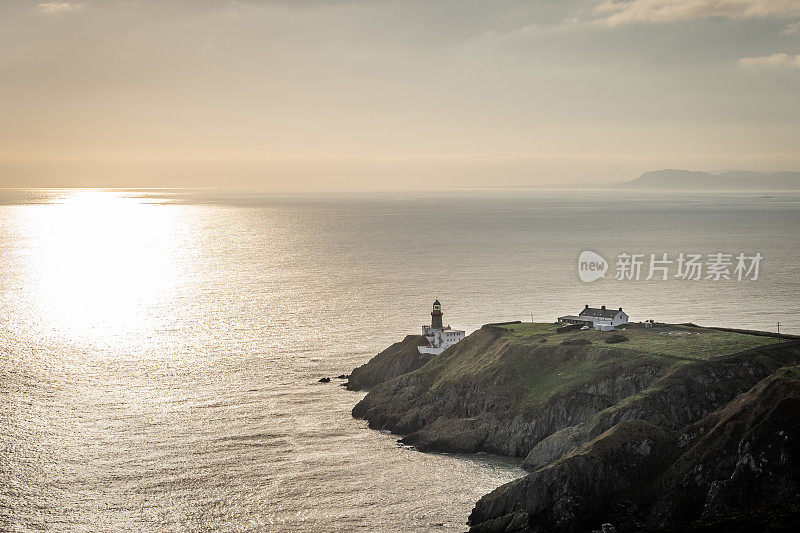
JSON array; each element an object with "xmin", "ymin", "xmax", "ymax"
[
  {"xmin": 779, "ymin": 365, "xmax": 800, "ymax": 382},
  {"xmin": 499, "ymin": 322, "xmax": 560, "ymax": 339},
  {"xmin": 402, "ymin": 322, "xmax": 783, "ymax": 416},
  {"xmin": 497, "ymin": 322, "xmax": 780, "ymax": 360}
]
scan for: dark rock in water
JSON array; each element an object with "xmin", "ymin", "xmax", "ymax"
[
  {"xmin": 318, "ymin": 377, "xmax": 331, "ymax": 383},
  {"xmin": 336, "ymin": 374, "xmax": 348, "ymax": 379}
]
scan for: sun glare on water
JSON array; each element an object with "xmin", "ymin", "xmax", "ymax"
[{"xmin": 12, "ymin": 190, "xmax": 189, "ymax": 348}]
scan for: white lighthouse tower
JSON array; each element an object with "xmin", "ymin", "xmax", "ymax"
[{"xmin": 419, "ymin": 300, "xmax": 465, "ymax": 354}]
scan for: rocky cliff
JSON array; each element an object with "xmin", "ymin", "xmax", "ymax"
[
  {"xmin": 346, "ymin": 334, "xmax": 431, "ymax": 391},
  {"xmin": 349, "ymin": 322, "xmax": 800, "ymax": 531}
]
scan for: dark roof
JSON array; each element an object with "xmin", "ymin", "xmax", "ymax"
[
  {"xmin": 433, "ymin": 299, "xmax": 441, "ymax": 306},
  {"xmin": 579, "ymin": 306, "xmax": 623, "ymax": 318}
]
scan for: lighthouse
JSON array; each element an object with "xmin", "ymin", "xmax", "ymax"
[
  {"xmin": 431, "ymin": 299, "xmax": 443, "ymax": 330},
  {"xmin": 419, "ymin": 300, "xmax": 465, "ymax": 355}
]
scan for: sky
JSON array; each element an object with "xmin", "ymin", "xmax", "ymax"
[{"xmin": 1, "ymin": 0, "xmax": 799, "ymax": 190}]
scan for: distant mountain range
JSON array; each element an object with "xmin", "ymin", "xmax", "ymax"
[{"xmin": 622, "ymin": 169, "xmax": 800, "ymax": 190}]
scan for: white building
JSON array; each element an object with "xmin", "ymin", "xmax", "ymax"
[
  {"xmin": 418, "ymin": 300, "xmax": 466, "ymax": 354},
  {"xmin": 557, "ymin": 305, "xmax": 629, "ymax": 331}
]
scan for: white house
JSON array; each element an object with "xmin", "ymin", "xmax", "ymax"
[
  {"xmin": 418, "ymin": 300, "xmax": 466, "ymax": 354},
  {"xmin": 557, "ymin": 305, "xmax": 629, "ymax": 331}
]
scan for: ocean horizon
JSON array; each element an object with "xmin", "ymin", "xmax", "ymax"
[{"xmin": 2, "ymin": 189, "xmax": 798, "ymax": 531}]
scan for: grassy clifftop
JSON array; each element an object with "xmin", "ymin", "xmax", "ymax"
[
  {"xmin": 499, "ymin": 322, "xmax": 781, "ymax": 359},
  {"xmin": 352, "ymin": 323, "xmax": 793, "ymax": 458},
  {"xmin": 377, "ymin": 322, "xmax": 783, "ymax": 418}
]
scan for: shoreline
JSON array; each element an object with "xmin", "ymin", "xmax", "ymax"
[{"xmin": 348, "ymin": 322, "xmax": 800, "ymax": 532}]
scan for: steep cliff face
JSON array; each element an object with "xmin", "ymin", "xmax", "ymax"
[
  {"xmin": 469, "ymin": 421, "xmax": 675, "ymax": 532},
  {"xmin": 467, "ymin": 366, "xmax": 800, "ymax": 532},
  {"xmin": 346, "ymin": 334, "xmax": 431, "ymax": 391},
  {"xmin": 647, "ymin": 368, "xmax": 800, "ymax": 529},
  {"xmin": 522, "ymin": 355, "xmax": 787, "ymax": 470},
  {"xmin": 350, "ymin": 322, "xmax": 800, "ymax": 532}
]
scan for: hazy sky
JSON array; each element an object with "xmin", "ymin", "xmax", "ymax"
[{"xmin": 1, "ymin": 0, "xmax": 800, "ymax": 190}]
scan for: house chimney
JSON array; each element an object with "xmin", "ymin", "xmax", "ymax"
[
  {"xmin": 619, "ymin": 307, "xmax": 623, "ymax": 311},
  {"xmin": 601, "ymin": 305, "xmax": 606, "ymax": 310},
  {"xmin": 585, "ymin": 304, "xmax": 589, "ymax": 309}
]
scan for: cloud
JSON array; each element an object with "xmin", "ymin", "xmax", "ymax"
[
  {"xmin": 591, "ymin": 0, "xmax": 800, "ymax": 26},
  {"xmin": 37, "ymin": 2, "xmax": 85, "ymax": 14},
  {"xmin": 739, "ymin": 52, "xmax": 800, "ymax": 70},
  {"xmin": 783, "ymin": 20, "xmax": 800, "ymax": 33}
]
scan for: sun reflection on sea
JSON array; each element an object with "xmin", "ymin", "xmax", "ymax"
[{"xmin": 11, "ymin": 190, "xmax": 190, "ymax": 348}]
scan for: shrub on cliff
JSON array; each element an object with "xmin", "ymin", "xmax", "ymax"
[{"xmin": 560, "ymin": 338, "xmax": 592, "ymax": 346}]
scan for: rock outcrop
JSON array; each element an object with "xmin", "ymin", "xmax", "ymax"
[
  {"xmin": 353, "ymin": 325, "xmax": 671, "ymax": 456},
  {"xmin": 349, "ymin": 322, "xmax": 800, "ymax": 531},
  {"xmin": 647, "ymin": 367, "xmax": 800, "ymax": 529},
  {"xmin": 469, "ymin": 421, "xmax": 675, "ymax": 532},
  {"xmin": 522, "ymin": 355, "xmax": 788, "ymax": 470},
  {"xmin": 346, "ymin": 334, "xmax": 431, "ymax": 391},
  {"xmin": 468, "ymin": 367, "xmax": 800, "ymax": 531}
]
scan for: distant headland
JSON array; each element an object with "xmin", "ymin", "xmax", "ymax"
[
  {"xmin": 347, "ymin": 303, "xmax": 800, "ymax": 532},
  {"xmin": 621, "ymin": 169, "xmax": 800, "ymax": 190}
]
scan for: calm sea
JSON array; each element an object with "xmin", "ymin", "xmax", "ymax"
[{"xmin": 1, "ymin": 189, "xmax": 798, "ymax": 531}]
